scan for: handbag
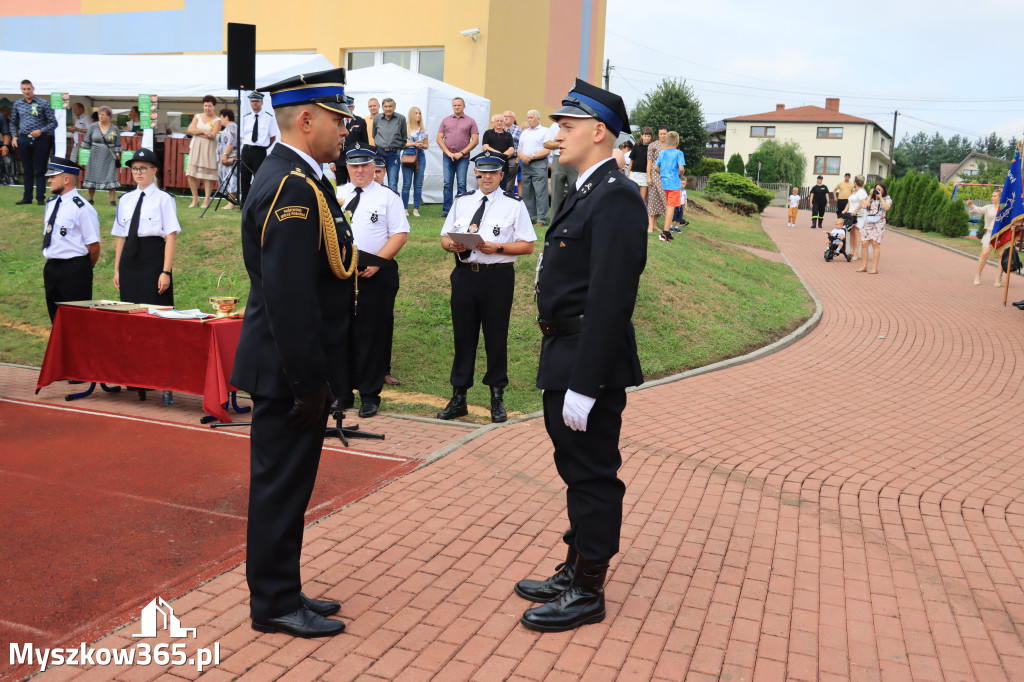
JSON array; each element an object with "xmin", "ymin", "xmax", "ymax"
[
  {"xmin": 401, "ymin": 147, "xmax": 418, "ymax": 168},
  {"xmin": 1001, "ymin": 243, "xmax": 1022, "ymax": 274}
]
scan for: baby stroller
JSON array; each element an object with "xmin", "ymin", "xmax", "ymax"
[{"xmin": 824, "ymin": 213, "xmax": 854, "ymax": 262}]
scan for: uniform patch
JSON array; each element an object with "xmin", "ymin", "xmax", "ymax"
[
  {"xmin": 560, "ymin": 241, "xmax": 566, "ymax": 247},
  {"xmin": 493, "ymin": 226, "xmax": 500, "ymax": 236},
  {"xmin": 503, "ymin": 191, "xmax": 522, "ymax": 201},
  {"xmin": 370, "ymin": 211, "xmax": 379, "ymax": 223},
  {"xmin": 72, "ymin": 195, "xmax": 85, "ymax": 207},
  {"xmin": 274, "ymin": 206, "xmax": 309, "ymax": 221},
  {"xmin": 60, "ymin": 228, "xmax": 67, "ymax": 236}
]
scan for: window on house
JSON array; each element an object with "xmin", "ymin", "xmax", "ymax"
[
  {"xmin": 418, "ymin": 49, "xmax": 445, "ymax": 81},
  {"xmin": 817, "ymin": 127, "xmax": 843, "ymax": 138},
  {"xmin": 962, "ymin": 168, "xmax": 979, "ymax": 177},
  {"xmin": 750, "ymin": 126, "xmax": 775, "ymax": 138},
  {"xmin": 814, "ymin": 156, "xmax": 841, "ymax": 174},
  {"xmin": 383, "ymin": 50, "xmax": 412, "ymax": 69},
  {"xmin": 347, "ymin": 51, "xmax": 375, "ymax": 71}
]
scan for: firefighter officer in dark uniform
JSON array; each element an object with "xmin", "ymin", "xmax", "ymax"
[
  {"xmin": 514, "ymin": 79, "xmax": 647, "ymax": 632},
  {"xmin": 336, "ymin": 142, "xmax": 409, "ymax": 417},
  {"xmin": 41, "ymin": 157, "xmax": 100, "ymax": 322},
  {"xmin": 437, "ymin": 150, "xmax": 536, "ymax": 423},
  {"xmin": 230, "ymin": 67, "xmax": 358, "ymax": 639}
]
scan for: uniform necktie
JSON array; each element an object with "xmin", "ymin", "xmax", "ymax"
[
  {"xmin": 470, "ymin": 195, "xmax": 487, "ymax": 230},
  {"xmin": 251, "ymin": 113, "xmax": 259, "ymax": 143},
  {"xmin": 124, "ymin": 193, "xmax": 144, "ymax": 258},
  {"xmin": 346, "ymin": 186, "xmax": 363, "ymax": 214},
  {"xmin": 43, "ymin": 197, "xmax": 60, "ymax": 250}
]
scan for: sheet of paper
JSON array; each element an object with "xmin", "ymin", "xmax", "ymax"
[
  {"xmin": 148, "ymin": 308, "xmax": 213, "ymax": 319},
  {"xmin": 445, "ymin": 231, "xmax": 485, "ymax": 247}
]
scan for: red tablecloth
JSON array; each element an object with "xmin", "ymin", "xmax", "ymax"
[{"xmin": 36, "ymin": 306, "xmax": 244, "ymax": 423}]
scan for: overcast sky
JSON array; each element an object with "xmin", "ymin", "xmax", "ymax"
[{"xmin": 604, "ymin": 0, "xmax": 1024, "ymax": 144}]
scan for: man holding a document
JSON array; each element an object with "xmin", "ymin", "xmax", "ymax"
[
  {"xmin": 337, "ymin": 142, "xmax": 410, "ymax": 418},
  {"xmin": 438, "ymin": 150, "xmax": 536, "ymax": 423}
]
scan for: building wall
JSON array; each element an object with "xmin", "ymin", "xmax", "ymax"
[
  {"xmin": 0, "ymin": 0, "xmax": 606, "ymax": 120},
  {"xmin": 724, "ymin": 120, "xmax": 891, "ymax": 187}
]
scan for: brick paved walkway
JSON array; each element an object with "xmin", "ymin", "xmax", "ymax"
[{"xmin": 25, "ymin": 205, "xmax": 1024, "ymax": 681}]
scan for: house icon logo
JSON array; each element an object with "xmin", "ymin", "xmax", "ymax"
[{"xmin": 132, "ymin": 597, "xmax": 197, "ymax": 638}]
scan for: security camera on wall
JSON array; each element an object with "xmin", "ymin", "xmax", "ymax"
[{"xmin": 460, "ymin": 28, "xmax": 481, "ymax": 40}]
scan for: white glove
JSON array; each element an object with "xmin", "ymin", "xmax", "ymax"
[{"xmin": 562, "ymin": 389, "xmax": 596, "ymax": 432}]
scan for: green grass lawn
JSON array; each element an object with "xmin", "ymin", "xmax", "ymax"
[{"xmin": 0, "ymin": 185, "xmax": 813, "ymax": 416}]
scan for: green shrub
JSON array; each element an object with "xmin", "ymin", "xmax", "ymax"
[
  {"xmin": 903, "ymin": 173, "xmax": 930, "ymax": 230},
  {"xmin": 938, "ymin": 200, "xmax": 970, "ymax": 238},
  {"xmin": 918, "ymin": 182, "xmax": 946, "ymax": 231},
  {"xmin": 886, "ymin": 178, "xmax": 904, "ymax": 226},
  {"xmin": 689, "ymin": 158, "xmax": 725, "ymax": 177},
  {"xmin": 705, "ymin": 191, "xmax": 757, "ymax": 216},
  {"xmin": 726, "ymin": 153, "xmax": 745, "ymax": 176},
  {"xmin": 706, "ymin": 172, "xmax": 774, "ymax": 212}
]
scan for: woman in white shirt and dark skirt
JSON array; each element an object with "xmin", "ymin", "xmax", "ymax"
[{"xmin": 112, "ymin": 148, "xmax": 180, "ymax": 306}]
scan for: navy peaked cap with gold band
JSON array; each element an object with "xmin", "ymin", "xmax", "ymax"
[
  {"xmin": 45, "ymin": 157, "xmax": 81, "ymax": 177},
  {"xmin": 124, "ymin": 148, "xmax": 159, "ymax": 168},
  {"xmin": 344, "ymin": 141, "xmax": 376, "ymax": 165},
  {"xmin": 550, "ymin": 78, "xmax": 629, "ymax": 138},
  {"xmin": 258, "ymin": 67, "xmax": 353, "ymax": 118},
  {"xmin": 472, "ymin": 150, "xmax": 508, "ymax": 170}
]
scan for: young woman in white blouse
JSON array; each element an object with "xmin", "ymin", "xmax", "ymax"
[{"xmin": 112, "ymin": 148, "xmax": 180, "ymax": 306}]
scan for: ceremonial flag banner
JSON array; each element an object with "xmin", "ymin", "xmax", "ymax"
[{"xmin": 991, "ymin": 142, "xmax": 1024, "ymax": 250}]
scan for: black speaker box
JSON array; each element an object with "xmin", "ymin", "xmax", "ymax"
[{"xmin": 227, "ymin": 23, "xmax": 256, "ymax": 91}]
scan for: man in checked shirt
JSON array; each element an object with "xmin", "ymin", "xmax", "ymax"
[{"xmin": 11, "ymin": 79, "xmax": 58, "ymax": 206}]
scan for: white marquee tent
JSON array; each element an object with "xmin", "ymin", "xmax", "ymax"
[{"xmin": 1, "ymin": 54, "xmax": 491, "ymax": 203}]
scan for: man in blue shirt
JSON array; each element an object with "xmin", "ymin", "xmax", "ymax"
[{"xmin": 10, "ymin": 79, "xmax": 58, "ymax": 206}]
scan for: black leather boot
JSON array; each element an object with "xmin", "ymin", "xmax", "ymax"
[
  {"xmin": 520, "ymin": 555, "xmax": 608, "ymax": 632},
  {"xmin": 514, "ymin": 546, "xmax": 577, "ymax": 603},
  {"xmin": 436, "ymin": 388, "xmax": 468, "ymax": 420},
  {"xmin": 490, "ymin": 387, "xmax": 507, "ymax": 423}
]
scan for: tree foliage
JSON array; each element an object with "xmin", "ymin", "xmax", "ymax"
[
  {"xmin": 705, "ymin": 172, "xmax": 774, "ymax": 213},
  {"xmin": 630, "ymin": 79, "xmax": 709, "ymax": 167},
  {"xmin": 892, "ymin": 130, "xmax": 1018, "ymax": 178},
  {"xmin": 688, "ymin": 158, "xmax": 724, "ymax": 177},
  {"xmin": 744, "ymin": 139, "xmax": 807, "ymax": 188},
  {"xmin": 726, "ymin": 153, "xmax": 745, "ymax": 175}
]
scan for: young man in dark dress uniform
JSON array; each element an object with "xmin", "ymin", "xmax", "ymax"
[
  {"xmin": 515, "ymin": 79, "xmax": 647, "ymax": 632},
  {"xmin": 230, "ymin": 67, "xmax": 358, "ymax": 639},
  {"xmin": 809, "ymin": 174, "xmax": 830, "ymax": 228}
]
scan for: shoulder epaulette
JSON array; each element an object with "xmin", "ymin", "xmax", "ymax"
[
  {"xmin": 72, "ymin": 195, "xmax": 85, "ymax": 207},
  {"xmin": 47, "ymin": 195, "xmax": 58, "ymax": 203},
  {"xmin": 503, "ymin": 190, "xmax": 522, "ymax": 201},
  {"xmin": 455, "ymin": 189, "xmax": 476, "ymax": 199},
  {"xmin": 387, "ymin": 186, "xmax": 400, "ymax": 197}
]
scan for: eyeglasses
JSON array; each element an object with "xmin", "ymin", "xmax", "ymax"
[{"xmin": 130, "ymin": 166, "xmax": 155, "ymax": 174}]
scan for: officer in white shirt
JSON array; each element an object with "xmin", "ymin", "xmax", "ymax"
[
  {"xmin": 42, "ymin": 157, "xmax": 100, "ymax": 322},
  {"xmin": 112, "ymin": 148, "xmax": 181, "ymax": 306},
  {"xmin": 240, "ymin": 91, "xmax": 280, "ymax": 204},
  {"xmin": 437, "ymin": 150, "xmax": 536, "ymax": 423},
  {"xmin": 336, "ymin": 143, "xmax": 410, "ymax": 418}
]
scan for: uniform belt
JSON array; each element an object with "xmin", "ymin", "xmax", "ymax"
[
  {"xmin": 455, "ymin": 261, "xmax": 513, "ymax": 272},
  {"xmin": 537, "ymin": 315, "xmax": 583, "ymax": 336}
]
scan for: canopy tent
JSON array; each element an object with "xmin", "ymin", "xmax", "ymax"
[{"xmin": 0, "ymin": 50, "xmax": 334, "ymax": 101}]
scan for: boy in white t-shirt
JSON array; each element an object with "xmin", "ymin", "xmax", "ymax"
[{"xmin": 787, "ymin": 186, "xmax": 800, "ymax": 226}]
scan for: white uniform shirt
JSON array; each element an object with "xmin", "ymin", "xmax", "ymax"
[
  {"xmin": 240, "ymin": 109, "xmax": 280, "ymax": 149},
  {"xmin": 336, "ymin": 181, "xmax": 410, "ymax": 255},
  {"xmin": 111, "ymin": 184, "xmax": 181, "ymax": 239},
  {"xmin": 73, "ymin": 113, "xmax": 92, "ymax": 145},
  {"xmin": 518, "ymin": 124, "xmax": 553, "ymax": 160},
  {"xmin": 42, "ymin": 188, "xmax": 100, "ymax": 260},
  {"xmin": 440, "ymin": 188, "xmax": 536, "ymax": 264}
]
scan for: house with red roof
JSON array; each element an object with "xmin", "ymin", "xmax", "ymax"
[{"xmin": 723, "ymin": 98, "xmax": 892, "ymax": 187}]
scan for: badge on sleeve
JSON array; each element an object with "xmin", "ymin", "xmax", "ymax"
[{"xmin": 274, "ymin": 206, "xmax": 309, "ymax": 221}]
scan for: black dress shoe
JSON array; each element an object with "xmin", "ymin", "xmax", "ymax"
[
  {"xmin": 37, "ymin": 199, "xmax": 46, "ymax": 206},
  {"xmin": 437, "ymin": 388, "xmax": 468, "ymax": 420},
  {"xmin": 1013, "ymin": 300, "xmax": 1024, "ymax": 307},
  {"xmin": 490, "ymin": 387, "xmax": 507, "ymax": 423},
  {"xmin": 251, "ymin": 606, "xmax": 345, "ymax": 638},
  {"xmin": 358, "ymin": 400, "xmax": 379, "ymax": 418},
  {"xmin": 15, "ymin": 199, "xmax": 32, "ymax": 205},
  {"xmin": 515, "ymin": 546, "xmax": 577, "ymax": 603},
  {"xmin": 300, "ymin": 593, "xmax": 340, "ymax": 617},
  {"xmin": 521, "ymin": 556, "xmax": 609, "ymax": 632}
]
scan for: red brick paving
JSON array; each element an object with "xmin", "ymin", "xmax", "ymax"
[{"xmin": 15, "ymin": 204, "xmax": 1024, "ymax": 680}]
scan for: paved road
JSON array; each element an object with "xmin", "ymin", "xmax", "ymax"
[{"xmin": 32, "ymin": 206, "xmax": 1024, "ymax": 681}]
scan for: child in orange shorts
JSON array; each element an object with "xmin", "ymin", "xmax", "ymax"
[{"xmin": 653, "ymin": 131, "xmax": 686, "ymax": 242}]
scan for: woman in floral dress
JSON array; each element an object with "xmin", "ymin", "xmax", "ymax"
[{"xmin": 646, "ymin": 126, "xmax": 667, "ymax": 233}]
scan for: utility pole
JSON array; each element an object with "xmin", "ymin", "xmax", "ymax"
[
  {"xmin": 604, "ymin": 59, "xmax": 610, "ymax": 90},
  {"xmin": 888, "ymin": 110, "xmax": 898, "ymax": 178}
]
